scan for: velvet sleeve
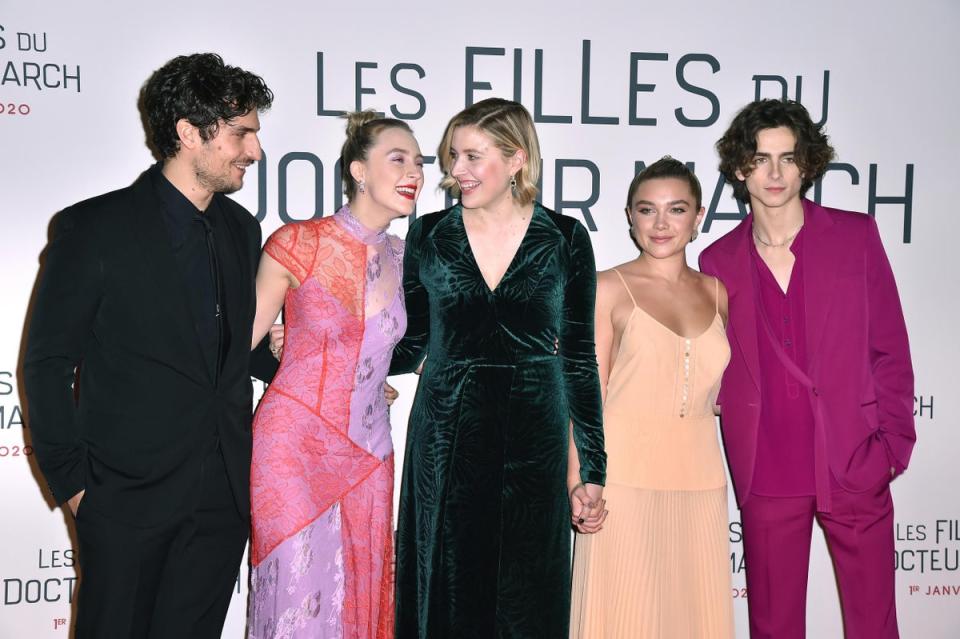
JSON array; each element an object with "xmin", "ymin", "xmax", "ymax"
[
  {"xmin": 390, "ymin": 218, "xmax": 429, "ymax": 375},
  {"xmin": 863, "ymin": 216, "xmax": 916, "ymax": 473},
  {"xmin": 23, "ymin": 207, "xmax": 100, "ymax": 504},
  {"xmin": 563, "ymin": 221, "xmax": 606, "ymax": 486}
]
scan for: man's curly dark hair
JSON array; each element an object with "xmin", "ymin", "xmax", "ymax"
[
  {"xmin": 141, "ymin": 53, "xmax": 273, "ymax": 159},
  {"xmin": 716, "ymin": 99, "xmax": 834, "ymax": 203}
]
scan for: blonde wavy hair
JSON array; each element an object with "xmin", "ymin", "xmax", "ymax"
[{"xmin": 437, "ymin": 98, "xmax": 541, "ymax": 206}]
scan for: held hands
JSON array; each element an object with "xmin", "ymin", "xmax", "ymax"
[
  {"xmin": 268, "ymin": 324, "xmax": 285, "ymax": 361},
  {"xmin": 66, "ymin": 489, "xmax": 85, "ymax": 517},
  {"xmin": 569, "ymin": 482, "xmax": 607, "ymax": 534}
]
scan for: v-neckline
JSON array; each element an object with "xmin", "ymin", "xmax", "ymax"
[
  {"xmin": 628, "ymin": 305, "xmax": 721, "ymax": 341},
  {"xmin": 459, "ymin": 203, "xmax": 537, "ymax": 294}
]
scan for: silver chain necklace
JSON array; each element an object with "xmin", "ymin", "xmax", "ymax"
[{"xmin": 753, "ymin": 225, "xmax": 802, "ymax": 248}]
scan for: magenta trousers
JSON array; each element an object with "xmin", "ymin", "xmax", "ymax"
[{"xmin": 740, "ymin": 477, "xmax": 898, "ymax": 638}]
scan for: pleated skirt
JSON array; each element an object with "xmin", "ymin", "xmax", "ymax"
[{"xmin": 570, "ymin": 483, "xmax": 734, "ymax": 639}]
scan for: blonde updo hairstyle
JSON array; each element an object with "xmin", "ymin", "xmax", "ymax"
[
  {"xmin": 437, "ymin": 98, "xmax": 541, "ymax": 206},
  {"xmin": 340, "ymin": 111, "xmax": 414, "ymax": 201}
]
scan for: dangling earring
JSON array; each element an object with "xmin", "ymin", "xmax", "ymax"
[
  {"xmin": 691, "ymin": 228, "xmax": 699, "ymax": 242},
  {"xmin": 358, "ymin": 180, "xmax": 366, "ymax": 194},
  {"xmin": 509, "ymin": 174, "xmax": 518, "ymax": 195}
]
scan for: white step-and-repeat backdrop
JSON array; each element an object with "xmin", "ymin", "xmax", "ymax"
[{"xmin": 2, "ymin": 1, "xmax": 957, "ymax": 636}]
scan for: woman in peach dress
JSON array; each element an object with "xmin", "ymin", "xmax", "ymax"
[{"xmin": 570, "ymin": 158, "xmax": 734, "ymax": 638}]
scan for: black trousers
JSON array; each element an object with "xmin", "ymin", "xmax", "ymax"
[{"xmin": 74, "ymin": 446, "xmax": 248, "ymax": 638}]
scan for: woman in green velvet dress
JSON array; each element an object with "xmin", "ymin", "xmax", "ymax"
[{"xmin": 390, "ymin": 98, "xmax": 607, "ymax": 638}]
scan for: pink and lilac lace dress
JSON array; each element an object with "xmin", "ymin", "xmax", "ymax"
[{"xmin": 249, "ymin": 206, "xmax": 405, "ymax": 639}]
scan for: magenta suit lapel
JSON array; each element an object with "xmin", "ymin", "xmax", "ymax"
[
  {"xmin": 800, "ymin": 199, "xmax": 839, "ymax": 374},
  {"xmin": 717, "ymin": 215, "xmax": 762, "ymax": 392}
]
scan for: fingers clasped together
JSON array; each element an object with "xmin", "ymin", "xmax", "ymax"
[{"xmin": 569, "ymin": 482, "xmax": 608, "ymax": 534}]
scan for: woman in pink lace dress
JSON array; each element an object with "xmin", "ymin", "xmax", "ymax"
[{"xmin": 247, "ymin": 113, "xmax": 424, "ymax": 639}]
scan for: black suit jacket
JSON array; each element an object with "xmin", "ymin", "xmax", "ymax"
[{"xmin": 24, "ymin": 167, "xmax": 276, "ymax": 526}]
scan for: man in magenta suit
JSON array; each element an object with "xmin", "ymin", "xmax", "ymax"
[{"xmin": 699, "ymin": 99, "xmax": 915, "ymax": 638}]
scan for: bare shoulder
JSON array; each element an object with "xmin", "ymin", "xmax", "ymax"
[
  {"xmin": 597, "ymin": 260, "xmax": 638, "ymax": 290},
  {"xmin": 596, "ymin": 267, "xmax": 622, "ymax": 287},
  {"xmin": 693, "ymin": 271, "xmax": 729, "ymax": 324},
  {"xmin": 595, "ymin": 269, "xmax": 622, "ymax": 306},
  {"xmin": 689, "ymin": 268, "xmax": 719, "ymax": 288},
  {"xmin": 597, "ymin": 260, "xmax": 642, "ymax": 308}
]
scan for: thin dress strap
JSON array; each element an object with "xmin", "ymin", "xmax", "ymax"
[
  {"xmin": 714, "ymin": 276, "xmax": 720, "ymax": 314},
  {"xmin": 611, "ymin": 268, "xmax": 638, "ymax": 307}
]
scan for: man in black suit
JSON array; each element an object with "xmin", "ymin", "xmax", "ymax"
[{"xmin": 24, "ymin": 53, "xmax": 276, "ymax": 638}]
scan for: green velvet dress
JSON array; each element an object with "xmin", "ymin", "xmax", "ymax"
[{"xmin": 391, "ymin": 203, "xmax": 606, "ymax": 638}]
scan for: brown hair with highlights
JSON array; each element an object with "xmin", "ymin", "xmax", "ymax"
[
  {"xmin": 437, "ymin": 98, "xmax": 541, "ymax": 206},
  {"xmin": 340, "ymin": 111, "xmax": 413, "ymax": 201},
  {"xmin": 626, "ymin": 156, "xmax": 703, "ymax": 211}
]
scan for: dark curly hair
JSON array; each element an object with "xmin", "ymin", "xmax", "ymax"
[
  {"xmin": 141, "ymin": 53, "xmax": 273, "ymax": 159},
  {"xmin": 626, "ymin": 156, "xmax": 702, "ymax": 211},
  {"xmin": 716, "ymin": 99, "xmax": 834, "ymax": 203}
]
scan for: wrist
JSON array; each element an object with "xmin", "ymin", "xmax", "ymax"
[{"xmin": 578, "ymin": 468, "xmax": 606, "ymax": 487}]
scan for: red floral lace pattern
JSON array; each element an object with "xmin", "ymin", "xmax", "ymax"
[
  {"xmin": 253, "ymin": 218, "xmax": 369, "ymax": 564},
  {"xmin": 341, "ymin": 456, "xmax": 395, "ymax": 638}
]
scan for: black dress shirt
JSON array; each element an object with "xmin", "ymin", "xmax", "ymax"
[{"xmin": 150, "ymin": 164, "xmax": 229, "ymax": 381}]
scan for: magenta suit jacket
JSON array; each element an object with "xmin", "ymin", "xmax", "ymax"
[{"xmin": 699, "ymin": 199, "xmax": 915, "ymax": 508}]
